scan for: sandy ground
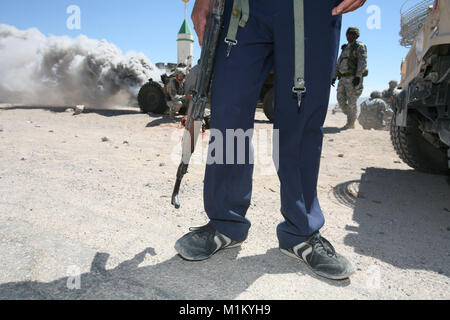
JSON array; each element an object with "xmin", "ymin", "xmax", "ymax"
[{"xmin": 0, "ymin": 103, "xmax": 448, "ymax": 300}]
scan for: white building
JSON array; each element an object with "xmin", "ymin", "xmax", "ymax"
[{"xmin": 177, "ymin": 19, "xmax": 194, "ymax": 67}]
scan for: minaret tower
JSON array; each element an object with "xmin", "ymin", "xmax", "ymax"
[{"xmin": 177, "ymin": 0, "xmax": 194, "ymax": 67}]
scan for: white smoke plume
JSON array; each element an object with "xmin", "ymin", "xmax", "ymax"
[{"xmin": 0, "ymin": 24, "xmax": 162, "ymax": 107}]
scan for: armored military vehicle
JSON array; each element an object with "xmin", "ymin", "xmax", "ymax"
[
  {"xmin": 390, "ymin": 0, "xmax": 450, "ymax": 174},
  {"xmin": 137, "ymin": 64, "xmax": 275, "ymax": 122}
]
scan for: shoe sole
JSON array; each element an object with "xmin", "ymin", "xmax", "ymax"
[
  {"xmin": 176, "ymin": 241, "xmax": 244, "ymax": 262},
  {"xmin": 280, "ymin": 248, "xmax": 354, "ymax": 281}
]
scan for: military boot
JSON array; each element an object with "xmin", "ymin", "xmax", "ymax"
[
  {"xmin": 342, "ymin": 121, "xmax": 356, "ymax": 130},
  {"xmin": 169, "ymin": 110, "xmax": 176, "ymax": 120}
]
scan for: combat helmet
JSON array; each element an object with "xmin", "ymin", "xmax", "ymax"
[
  {"xmin": 370, "ymin": 91, "xmax": 382, "ymax": 99},
  {"xmin": 389, "ymin": 80, "xmax": 398, "ymax": 86},
  {"xmin": 173, "ymin": 68, "xmax": 186, "ymax": 78},
  {"xmin": 346, "ymin": 27, "xmax": 360, "ymax": 37}
]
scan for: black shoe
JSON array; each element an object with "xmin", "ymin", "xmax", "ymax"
[
  {"xmin": 280, "ymin": 234, "xmax": 354, "ymax": 280},
  {"xmin": 175, "ymin": 223, "xmax": 243, "ymax": 261}
]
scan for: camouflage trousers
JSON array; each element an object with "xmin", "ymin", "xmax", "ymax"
[
  {"xmin": 167, "ymin": 100, "xmax": 184, "ymax": 119},
  {"xmin": 337, "ymin": 76, "xmax": 363, "ymax": 124},
  {"xmin": 167, "ymin": 100, "xmax": 183, "ymax": 112}
]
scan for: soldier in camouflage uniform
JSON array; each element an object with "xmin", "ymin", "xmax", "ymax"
[
  {"xmin": 382, "ymin": 80, "xmax": 398, "ymax": 107},
  {"xmin": 358, "ymin": 91, "xmax": 393, "ymax": 130},
  {"xmin": 166, "ymin": 69, "xmax": 187, "ymax": 119},
  {"xmin": 332, "ymin": 27, "xmax": 368, "ymax": 129}
]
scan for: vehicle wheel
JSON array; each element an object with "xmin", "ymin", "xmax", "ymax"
[
  {"xmin": 390, "ymin": 110, "xmax": 449, "ymax": 175},
  {"xmin": 263, "ymin": 87, "xmax": 275, "ymax": 123},
  {"xmin": 137, "ymin": 81, "xmax": 168, "ymax": 114}
]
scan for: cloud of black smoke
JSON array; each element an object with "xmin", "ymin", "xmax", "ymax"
[{"xmin": 0, "ymin": 24, "xmax": 162, "ymax": 107}]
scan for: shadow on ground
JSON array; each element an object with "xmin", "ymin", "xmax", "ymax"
[
  {"xmin": 323, "ymin": 126, "xmax": 345, "ymax": 134},
  {"xmin": 1, "ymin": 105, "xmax": 142, "ymax": 117},
  {"xmin": 0, "ymin": 246, "xmax": 351, "ymax": 299},
  {"xmin": 336, "ymin": 167, "xmax": 450, "ymax": 276},
  {"xmin": 146, "ymin": 116, "xmax": 179, "ymax": 128}
]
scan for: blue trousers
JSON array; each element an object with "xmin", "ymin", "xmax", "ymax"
[{"xmin": 204, "ymin": 0, "xmax": 342, "ymax": 249}]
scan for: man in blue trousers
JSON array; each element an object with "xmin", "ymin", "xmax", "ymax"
[{"xmin": 175, "ymin": 0, "xmax": 366, "ymax": 280}]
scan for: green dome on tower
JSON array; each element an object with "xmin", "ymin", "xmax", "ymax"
[{"xmin": 178, "ymin": 19, "xmax": 193, "ymax": 35}]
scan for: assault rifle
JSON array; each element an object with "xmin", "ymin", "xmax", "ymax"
[{"xmin": 171, "ymin": 0, "xmax": 226, "ymax": 209}]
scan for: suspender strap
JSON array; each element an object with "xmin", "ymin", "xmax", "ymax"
[
  {"xmin": 224, "ymin": 0, "xmax": 306, "ymax": 110},
  {"xmin": 239, "ymin": 0, "xmax": 249, "ymax": 27},
  {"xmin": 293, "ymin": 0, "xmax": 306, "ymax": 109},
  {"xmin": 225, "ymin": 0, "xmax": 249, "ymax": 57}
]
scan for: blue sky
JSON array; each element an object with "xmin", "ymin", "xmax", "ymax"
[{"xmin": 0, "ymin": 0, "xmax": 410, "ymax": 103}]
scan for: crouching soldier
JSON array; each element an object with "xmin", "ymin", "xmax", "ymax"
[
  {"xmin": 382, "ymin": 80, "xmax": 398, "ymax": 107},
  {"xmin": 358, "ymin": 91, "xmax": 393, "ymax": 130},
  {"xmin": 167, "ymin": 69, "xmax": 187, "ymax": 119}
]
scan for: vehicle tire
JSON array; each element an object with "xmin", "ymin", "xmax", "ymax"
[
  {"xmin": 137, "ymin": 80, "xmax": 168, "ymax": 114},
  {"xmin": 263, "ymin": 87, "xmax": 275, "ymax": 123},
  {"xmin": 390, "ymin": 110, "xmax": 449, "ymax": 175}
]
